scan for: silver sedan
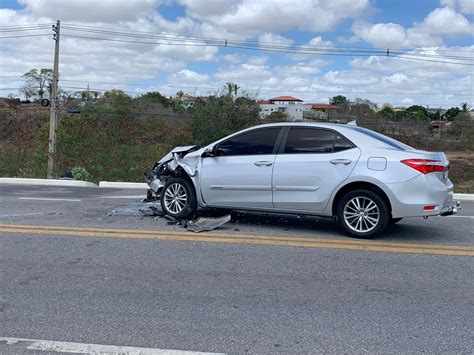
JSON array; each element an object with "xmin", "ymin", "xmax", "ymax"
[{"xmin": 146, "ymin": 122, "xmax": 458, "ymax": 238}]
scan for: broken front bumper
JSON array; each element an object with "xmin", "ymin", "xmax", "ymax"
[{"xmin": 440, "ymin": 201, "xmax": 461, "ymax": 216}]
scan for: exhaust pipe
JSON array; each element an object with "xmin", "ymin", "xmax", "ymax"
[{"xmin": 440, "ymin": 201, "xmax": 461, "ymax": 216}]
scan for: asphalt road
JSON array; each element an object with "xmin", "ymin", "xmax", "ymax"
[{"xmin": 0, "ymin": 185, "xmax": 473, "ymax": 353}]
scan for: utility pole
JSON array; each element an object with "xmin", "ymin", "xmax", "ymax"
[{"xmin": 47, "ymin": 20, "xmax": 60, "ymax": 179}]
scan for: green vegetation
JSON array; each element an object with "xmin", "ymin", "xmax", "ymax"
[
  {"xmin": 0, "ymin": 87, "xmax": 472, "ymax": 192},
  {"xmin": 71, "ymin": 167, "xmax": 91, "ymax": 181},
  {"xmin": 188, "ymin": 93, "xmax": 260, "ymax": 146}
]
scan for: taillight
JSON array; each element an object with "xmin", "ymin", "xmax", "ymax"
[{"xmin": 401, "ymin": 159, "xmax": 447, "ymax": 174}]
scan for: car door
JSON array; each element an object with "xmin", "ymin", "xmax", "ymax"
[
  {"xmin": 200, "ymin": 127, "xmax": 283, "ymax": 208},
  {"xmin": 272, "ymin": 127, "xmax": 360, "ymax": 211}
]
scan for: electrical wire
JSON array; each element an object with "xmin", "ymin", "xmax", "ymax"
[
  {"xmin": 60, "ymin": 24, "xmax": 473, "ymax": 62},
  {"xmin": 0, "ymin": 33, "xmax": 51, "ymax": 39}
]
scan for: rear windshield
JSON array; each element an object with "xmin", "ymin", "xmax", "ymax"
[{"xmin": 352, "ymin": 127, "xmax": 413, "ymax": 151}]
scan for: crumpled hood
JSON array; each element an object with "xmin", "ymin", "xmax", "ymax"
[
  {"xmin": 157, "ymin": 145, "xmax": 201, "ymax": 165},
  {"xmin": 147, "ymin": 145, "xmax": 205, "ymax": 193}
]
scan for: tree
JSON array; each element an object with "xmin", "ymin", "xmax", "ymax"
[
  {"xmin": 59, "ymin": 89, "xmax": 78, "ymax": 105},
  {"xmin": 137, "ymin": 91, "xmax": 171, "ymax": 107},
  {"xmin": 379, "ymin": 106, "xmax": 395, "ymax": 119},
  {"xmin": 19, "ymin": 85, "xmax": 36, "ymax": 101},
  {"xmin": 429, "ymin": 109, "xmax": 441, "ymax": 121},
  {"xmin": 264, "ymin": 111, "xmax": 289, "ymax": 122},
  {"xmin": 225, "ymin": 82, "xmax": 240, "ymax": 98},
  {"xmin": 461, "ymin": 103, "xmax": 470, "ymax": 112},
  {"xmin": 189, "ymin": 93, "xmax": 260, "ymax": 146},
  {"xmin": 443, "ymin": 107, "xmax": 461, "ymax": 121},
  {"xmin": 329, "ymin": 95, "xmax": 349, "ymax": 106},
  {"xmin": 405, "ymin": 105, "xmax": 429, "ymax": 120},
  {"xmin": 22, "ymin": 68, "xmax": 53, "ymax": 100}
]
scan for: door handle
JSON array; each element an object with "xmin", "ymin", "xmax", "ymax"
[
  {"xmin": 330, "ymin": 159, "xmax": 352, "ymax": 165},
  {"xmin": 254, "ymin": 161, "xmax": 273, "ymax": 167}
]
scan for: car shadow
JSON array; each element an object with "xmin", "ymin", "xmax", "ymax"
[{"xmin": 225, "ymin": 210, "xmax": 455, "ymax": 243}]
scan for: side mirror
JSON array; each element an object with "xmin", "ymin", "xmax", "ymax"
[{"xmin": 202, "ymin": 146, "xmax": 216, "ymax": 158}]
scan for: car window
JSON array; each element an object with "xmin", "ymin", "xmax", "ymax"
[
  {"xmin": 284, "ymin": 128, "xmax": 354, "ymax": 154},
  {"xmin": 334, "ymin": 134, "xmax": 355, "ymax": 152},
  {"xmin": 217, "ymin": 127, "xmax": 281, "ymax": 156},
  {"xmin": 351, "ymin": 127, "xmax": 413, "ymax": 151}
]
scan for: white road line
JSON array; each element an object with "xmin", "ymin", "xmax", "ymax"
[
  {"xmin": 100, "ymin": 195, "xmax": 145, "ymax": 199},
  {"xmin": 0, "ymin": 212, "xmax": 44, "ymax": 218},
  {"xmin": 18, "ymin": 197, "xmax": 81, "ymax": 202},
  {"xmin": 0, "ymin": 337, "xmax": 222, "ymax": 354}
]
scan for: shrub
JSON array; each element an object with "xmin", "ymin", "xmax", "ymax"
[{"xmin": 71, "ymin": 167, "xmax": 91, "ymax": 181}]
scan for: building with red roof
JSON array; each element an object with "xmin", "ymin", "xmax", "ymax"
[{"xmin": 257, "ymin": 96, "xmax": 336, "ymax": 121}]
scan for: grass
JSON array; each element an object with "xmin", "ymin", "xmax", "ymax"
[{"xmin": 446, "ymin": 151, "xmax": 474, "ymax": 193}]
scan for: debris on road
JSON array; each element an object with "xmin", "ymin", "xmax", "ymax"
[
  {"xmin": 185, "ymin": 214, "xmax": 231, "ymax": 233},
  {"xmin": 138, "ymin": 203, "xmax": 164, "ymax": 216},
  {"xmin": 109, "ymin": 197, "xmax": 231, "ymax": 232}
]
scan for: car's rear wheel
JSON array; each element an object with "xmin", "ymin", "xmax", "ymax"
[
  {"xmin": 336, "ymin": 189, "xmax": 389, "ymax": 239},
  {"xmin": 161, "ymin": 177, "xmax": 197, "ymax": 220}
]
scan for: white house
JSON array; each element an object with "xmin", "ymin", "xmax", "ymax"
[
  {"xmin": 257, "ymin": 96, "xmax": 308, "ymax": 121},
  {"xmin": 257, "ymin": 96, "xmax": 336, "ymax": 121}
]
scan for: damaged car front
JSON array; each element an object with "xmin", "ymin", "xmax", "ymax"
[{"xmin": 144, "ymin": 145, "xmax": 205, "ymax": 218}]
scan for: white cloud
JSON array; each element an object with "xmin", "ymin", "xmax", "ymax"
[
  {"xmin": 458, "ymin": 0, "xmax": 474, "ymax": 14},
  {"xmin": 219, "ymin": 53, "xmax": 243, "ymax": 64},
  {"xmin": 0, "ymin": 1, "xmax": 471, "ymax": 109},
  {"xmin": 337, "ymin": 35, "xmax": 360, "ymax": 44},
  {"xmin": 179, "ymin": 0, "xmax": 370, "ymax": 35},
  {"xmin": 324, "ymin": 70, "xmax": 379, "ymax": 85},
  {"xmin": 383, "ymin": 73, "xmax": 410, "ymax": 84},
  {"xmin": 352, "ymin": 22, "xmax": 442, "ymax": 48},
  {"xmin": 168, "ymin": 69, "xmax": 210, "ymax": 85},
  {"xmin": 353, "ymin": 22, "xmax": 408, "ymax": 48},
  {"xmin": 420, "ymin": 6, "xmax": 473, "ymax": 35},
  {"xmin": 247, "ymin": 56, "xmax": 268, "ymax": 65},
  {"xmin": 353, "ymin": 6, "xmax": 472, "ymax": 48},
  {"xmin": 18, "ymin": 0, "xmax": 159, "ymax": 22},
  {"xmin": 258, "ymin": 33, "xmax": 293, "ymax": 47},
  {"xmin": 215, "ymin": 63, "xmax": 272, "ymax": 83},
  {"xmin": 441, "ymin": 0, "xmax": 474, "ymax": 14}
]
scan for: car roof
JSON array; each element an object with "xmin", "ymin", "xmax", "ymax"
[{"xmin": 255, "ymin": 122, "xmax": 348, "ymax": 129}]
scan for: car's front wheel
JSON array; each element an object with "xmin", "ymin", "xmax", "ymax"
[
  {"xmin": 160, "ymin": 177, "xmax": 197, "ymax": 220},
  {"xmin": 336, "ymin": 189, "xmax": 389, "ymax": 239}
]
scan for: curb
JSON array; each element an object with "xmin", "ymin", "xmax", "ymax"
[
  {"xmin": 1, "ymin": 178, "xmax": 473, "ymax": 200},
  {"xmin": 453, "ymin": 193, "xmax": 474, "ymax": 201},
  {"xmin": 99, "ymin": 181, "xmax": 148, "ymax": 189},
  {"xmin": 0, "ymin": 178, "xmax": 98, "ymax": 188}
]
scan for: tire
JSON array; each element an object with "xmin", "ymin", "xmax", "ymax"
[
  {"xmin": 390, "ymin": 217, "xmax": 403, "ymax": 224},
  {"xmin": 160, "ymin": 177, "xmax": 197, "ymax": 220},
  {"xmin": 336, "ymin": 189, "xmax": 389, "ymax": 239}
]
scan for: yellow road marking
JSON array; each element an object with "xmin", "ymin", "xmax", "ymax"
[
  {"xmin": 0, "ymin": 223, "xmax": 473, "ymax": 251},
  {"xmin": 0, "ymin": 224, "xmax": 473, "ymax": 256}
]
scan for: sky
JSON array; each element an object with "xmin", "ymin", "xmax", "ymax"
[{"xmin": 0, "ymin": 0, "xmax": 473, "ymax": 108}]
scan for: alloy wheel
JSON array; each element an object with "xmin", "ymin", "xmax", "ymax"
[
  {"xmin": 343, "ymin": 196, "xmax": 380, "ymax": 233},
  {"xmin": 163, "ymin": 183, "xmax": 188, "ymax": 214}
]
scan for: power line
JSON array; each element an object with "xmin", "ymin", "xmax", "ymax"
[
  {"xmin": 0, "ymin": 23, "xmax": 53, "ymax": 29},
  {"xmin": 0, "ymin": 33, "xmax": 51, "ymax": 39},
  {"xmin": 0, "ymin": 26, "xmax": 53, "ymax": 33},
  {"xmin": 58, "ymin": 24, "xmax": 473, "ymax": 65},
  {"xmin": 61, "ymin": 32, "xmax": 473, "ymax": 66},
  {"xmin": 61, "ymin": 23, "xmax": 474, "ymax": 57}
]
